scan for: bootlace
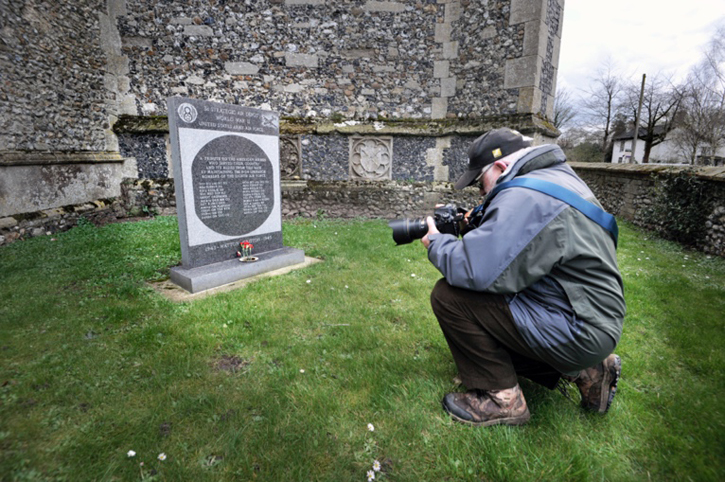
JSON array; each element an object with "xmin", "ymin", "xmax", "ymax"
[{"xmin": 556, "ymin": 378, "xmax": 576, "ymax": 403}]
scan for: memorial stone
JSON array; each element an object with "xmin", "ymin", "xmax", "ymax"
[{"xmin": 167, "ymin": 97, "xmax": 305, "ymax": 293}]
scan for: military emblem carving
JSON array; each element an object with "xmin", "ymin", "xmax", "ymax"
[{"xmin": 349, "ymin": 136, "xmax": 393, "ymax": 180}]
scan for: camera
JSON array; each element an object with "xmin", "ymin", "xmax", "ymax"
[{"xmin": 388, "ymin": 204, "xmax": 469, "ymax": 245}]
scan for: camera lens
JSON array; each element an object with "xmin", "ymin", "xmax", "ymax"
[{"xmin": 388, "ymin": 218, "xmax": 428, "ymax": 245}]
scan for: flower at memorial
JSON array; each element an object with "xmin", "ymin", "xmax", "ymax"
[
  {"xmin": 367, "ymin": 469, "xmax": 376, "ymax": 480},
  {"xmin": 367, "ymin": 423, "xmax": 375, "ymax": 432},
  {"xmin": 127, "ymin": 450, "xmax": 136, "ymax": 458},
  {"xmin": 373, "ymin": 460, "xmax": 381, "ymax": 472},
  {"xmin": 238, "ymin": 241, "xmax": 255, "ymax": 259},
  {"xmin": 158, "ymin": 453, "xmax": 167, "ymax": 461}
]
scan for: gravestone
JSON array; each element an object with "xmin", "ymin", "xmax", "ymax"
[{"xmin": 167, "ymin": 97, "xmax": 305, "ymax": 293}]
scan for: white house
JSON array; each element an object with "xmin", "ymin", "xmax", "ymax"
[{"xmin": 611, "ymin": 127, "xmax": 725, "ymax": 165}]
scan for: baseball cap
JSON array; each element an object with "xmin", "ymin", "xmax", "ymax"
[{"xmin": 454, "ymin": 128, "xmax": 532, "ymax": 189}]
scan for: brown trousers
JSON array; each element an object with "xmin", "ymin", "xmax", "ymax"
[{"xmin": 430, "ymin": 278, "xmax": 562, "ymax": 391}]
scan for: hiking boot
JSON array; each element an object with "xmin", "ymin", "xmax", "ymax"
[
  {"xmin": 568, "ymin": 354, "xmax": 621, "ymax": 413},
  {"xmin": 442, "ymin": 384, "xmax": 530, "ymax": 427}
]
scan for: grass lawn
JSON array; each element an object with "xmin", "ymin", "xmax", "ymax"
[{"xmin": 1, "ymin": 216, "xmax": 723, "ymax": 481}]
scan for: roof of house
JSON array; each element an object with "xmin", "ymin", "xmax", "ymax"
[{"xmin": 613, "ymin": 125, "xmax": 667, "ymax": 140}]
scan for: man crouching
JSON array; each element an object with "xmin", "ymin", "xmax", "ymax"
[{"xmin": 422, "ymin": 128, "xmax": 624, "ymax": 426}]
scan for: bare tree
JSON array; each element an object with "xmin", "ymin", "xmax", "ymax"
[
  {"xmin": 673, "ymin": 25, "xmax": 725, "ymax": 164},
  {"xmin": 580, "ymin": 57, "xmax": 623, "ymax": 151},
  {"xmin": 557, "ymin": 126, "xmax": 606, "ymax": 162},
  {"xmin": 623, "ymin": 73, "xmax": 683, "ymax": 163},
  {"xmin": 553, "ymin": 86, "xmax": 577, "ymax": 130}
]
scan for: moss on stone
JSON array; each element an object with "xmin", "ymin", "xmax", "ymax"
[{"xmin": 113, "ymin": 115, "xmax": 169, "ymax": 134}]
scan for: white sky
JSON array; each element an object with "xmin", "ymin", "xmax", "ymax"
[{"xmin": 557, "ymin": 1, "xmax": 725, "ymax": 94}]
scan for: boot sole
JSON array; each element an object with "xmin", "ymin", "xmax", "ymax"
[{"xmin": 442, "ymin": 401, "xmax": 531, "ymax": 427}]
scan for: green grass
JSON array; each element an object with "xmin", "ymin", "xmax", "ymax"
[{"xmin": 1, "ymin": 217, "xmax": 723, "ymax": 481}]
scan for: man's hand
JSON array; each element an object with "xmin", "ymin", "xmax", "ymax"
[
  {"xmin": 420, "ymin": 216, "xmax": 440, "ymax": 249},
  {"xmin": 463, "ymin": 207, "xmax": 474, "ymax": 226}
]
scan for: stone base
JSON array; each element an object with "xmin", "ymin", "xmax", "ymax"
[{"xmin": 170, "ymin": 247, "xmax": 306, "ymax": 294}]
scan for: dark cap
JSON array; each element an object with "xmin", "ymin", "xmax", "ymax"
[{"xmin": 453, "ymin": 128, "xmax": 532, "ymax": 189}]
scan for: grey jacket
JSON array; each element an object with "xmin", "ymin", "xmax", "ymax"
[{"xmin": 427, "ymin": 145, "xmax": 625, "ymax": 373}]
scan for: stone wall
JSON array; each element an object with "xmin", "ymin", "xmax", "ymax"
[
  {"xmin": 0, "ymin": 0, "xmax": 563, "ymax": 238},
  {"xmin": 0, "ymin": 0, "xmax": 136, "ymax": 219},
  {"xmin": 281, "ymin": 179, "xmax": 481, "ymax": 219},
  {"xmin": 4, "ymin": 164, "xmax": 725, "ymax": 260},
  {"xmin": 0, "ymin": 1, "xmax": 112, "ymax": 152},
  {"xmin": 571, "ymin": 163, "xmax": 725, "ymax": 257},
  {"xmin": 114, "ymin": 113, "xmax": 557, "ymax": 183},
  {"xmin": 0, "ymin": 199, "xmax": 125, "ymax": 246},
  {"xmin": 116, "ymin": 178, "xmax": 480, "ymax": 220},
  {"xmin": 109, "ymin": 165, "xmax": 725, "ymax": 260},
  {"xmin": 0, "ymin": 151, "xmax": 136, "ymax": 217},
  {"xmin": 115, "ymin": 165, "xmax": 725, "ymax": 259},
  {"xmin": 117, "ymin": 0, "xmax": 562, "ymax": 121}
]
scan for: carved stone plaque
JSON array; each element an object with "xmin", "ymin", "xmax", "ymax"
[
  {"xmin": 349, "ymin": 136, "xmax": 393, "ymax": 180},
  {"xmin": 280, "ymin": 135, "xmax": 302, "ymax": 179}
]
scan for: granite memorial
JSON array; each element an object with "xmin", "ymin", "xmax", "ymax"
[{"xmin": 168, "ymin": 97, "xmax": 305, "ymax": 293}]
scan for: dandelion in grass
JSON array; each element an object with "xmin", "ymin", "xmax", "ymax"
[
  {"xmin": 367, "ymin": 423, "xmax": 375, "ymax": 432},
  {"xmin": 127, "ymin": 450, "xmax": 136, "ymax": 458},
  {"xmin": 158, "ymin": 453, "xmax": 167, "ymax": 461},
  {"xmin": 367, "ymin": 469, "xmax": 376, "ymax": 480},
  {"xmin": 373, "ymin": 460, "xmax": 381, "ymax": 472}
]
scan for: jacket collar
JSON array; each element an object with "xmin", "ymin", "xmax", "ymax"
[{"xmin": 496, "ymin": 144, "xmax": 565, "ymax": 185}]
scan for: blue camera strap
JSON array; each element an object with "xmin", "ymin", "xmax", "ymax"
[{"xmin": 488, "ymin": 177, "xmax": 619, "ymax": 247}]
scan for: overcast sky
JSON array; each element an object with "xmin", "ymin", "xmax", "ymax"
[{"xmin": 557, "ymin": 1, "xmax": 725, "ymax": 95}]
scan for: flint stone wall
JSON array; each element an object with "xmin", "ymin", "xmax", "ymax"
[
  {"xmin": 281, "ymin": 180, "xmax": 481, "ymax": 219},
  {"xmin": 0, "ymin": 0, "xmax": 561, "ymax": 222},
  {"xmin": 117, "ymin": 0, "xmax": 561, "ymax": 121},
  {"xmin": 0, "ymin": 199, "xmax": 125, "ymax": 246},
  {"xmin": 114, "ymin": 178, "xmax": 480, "ymax": 219},
  {"xmin": 1, "ymin": 0, "xmax": 562, "ymax": 154},
  {"xmin": 114, "ymin": 114, "xmax": 557, "ymax": 183},
  {"xmin": 4, "ymin": 165, "xmax": 725, "ymax": 260},
  {"xmin": 0, "ymin": 0, "xmax": 115, "ymax": 152},
  {"xmin": 571, "ymin": 163, "xmax": 725, "ymax": 258}
]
